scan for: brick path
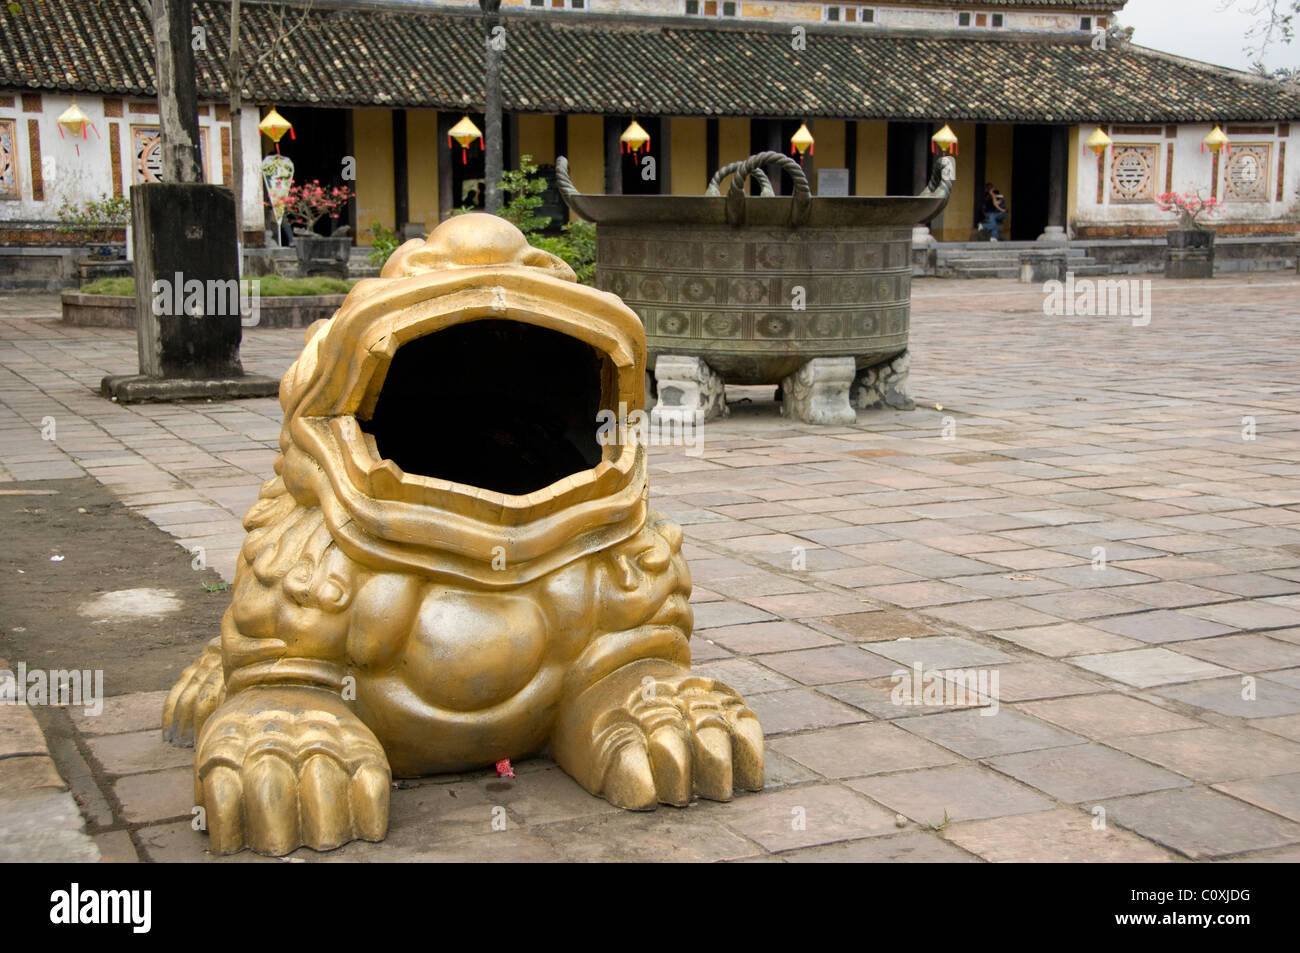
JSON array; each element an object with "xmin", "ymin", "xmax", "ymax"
[{"xmin": 3, "ymin": 275, "xmax": 1300, "ymax": 861}]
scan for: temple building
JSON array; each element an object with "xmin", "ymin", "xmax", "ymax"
[{"xmin": 1, "ymin": 0, "xmax": 1298, "ymax": 282}]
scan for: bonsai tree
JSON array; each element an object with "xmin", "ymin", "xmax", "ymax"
[
  {"xmin": 270, "ymin": 180, "xmax": 354, "ymax": 236},
  {"xmin": 1156, "ymin": 189, "xmax": 1224, "ymax": 230}
]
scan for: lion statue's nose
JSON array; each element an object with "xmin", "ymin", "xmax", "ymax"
[{"xmin": 380, "ymin": 212, "xmax": 574, "ymax": 281}]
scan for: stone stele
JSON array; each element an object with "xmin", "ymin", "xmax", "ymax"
[{"xmin": 161, "ymin": 213, "xmax": 764, "ymax": 856}]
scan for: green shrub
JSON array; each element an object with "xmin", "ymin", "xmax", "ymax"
[
  {"xmin": 80, "ymin": 276, "xmax": 357, "ymax": 297},
  {"xmin": 367, "ymin": 222, "xmax": 403, "ymax": 269},
  {"xmin": 533, "ymin": 220, "xmax": 596, "ymax": 285}
]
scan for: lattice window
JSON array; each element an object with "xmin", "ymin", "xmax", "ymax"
[
  {"xmin": 0, "ymin": 119, "xmax": 18, "ymax": 199},
  {"xmin": 1109, "ymin": 144, "xmax": 1157, "ymax": 203},
  {"xmin": 131, "ymin": 125, "xmax": 162, "ymax": 183},
  {"xmin": 1225, "ymin": 144, "xmax": 1271, "ymax": 202}
]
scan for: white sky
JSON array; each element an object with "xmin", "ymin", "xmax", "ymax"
[{"xmin": 1118, "ymin": 0, "xmax": 1295, "ymax": 72}]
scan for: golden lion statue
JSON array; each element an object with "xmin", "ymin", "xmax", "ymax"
[{"xmin": 161, "ymin": 214, "xmax": 764, "ymax": 855}]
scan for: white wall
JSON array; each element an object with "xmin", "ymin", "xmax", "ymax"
[
  {"xmin": 1073, "ymin": 121, "xmax": 1300, "ymax": 231},
  {"xmin": 0, "ymin": 92, "xmax": 249, "ymax": 225}
]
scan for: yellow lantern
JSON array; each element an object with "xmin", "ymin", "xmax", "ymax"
[
  {"xmin": 790, "ymin": 122, "xmax": 814, "ymax": 158},
  {"xmin": 258, "ymin": 107, "xmax": 295, "ymax": 152},
  {"xmin": 1202, "ymin": 125, "xmax": 1230, "ymax": 155},
  {"xmin": 1085, "ymin": 126, "xmax": 1112, "ymax": 157},
  {"xmin": 448, "ymin": 115, "xmax": 483, "ymax": 165},
  {"xmin": 930, "ymin": 124, "xmax": 958, "ymax": 156},
  {"xmin": 620, "ymin": 120, "xmax": 651, "ymax": 155},
  {"xmin": 56, "ymin": 101, "xmax": 99, "ymax": 155}
]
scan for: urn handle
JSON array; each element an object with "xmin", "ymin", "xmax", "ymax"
[{"xmin": 708, "ymin": 152, "xmax": 812, "ymax": 228}]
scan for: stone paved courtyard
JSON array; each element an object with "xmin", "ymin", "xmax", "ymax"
[{"xmin": 3, "ymin": 274, "xmax": 1300, "ymax": 862}]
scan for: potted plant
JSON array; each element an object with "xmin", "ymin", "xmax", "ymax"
[
  {"xmin": 55, "ymin": 195, "xmax": 131, "ymax": 259},
  {"xmin": 1156, "ymin": 188, "xmax": 1222, "ymax": 278},
  {"xmin": 269, "ymin": 180, "xmax": 355, "ymax": 276}
]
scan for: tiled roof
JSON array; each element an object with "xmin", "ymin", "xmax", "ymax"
[{"xmin": 1, "ymin": 0, "xmax": 1295, "ymax": 123}]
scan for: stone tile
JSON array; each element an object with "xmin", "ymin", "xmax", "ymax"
[
  {"xmin": 973, "ymin": 549, "xmax": 1084, "ymax": 571},
  {"xmin": 1173, "ymin": 633, "xmax": 1300, "ymax": 672},
  {"xmin": 1107, "ymin": 555, "xmax": 1234, "ymax": 580},
  {"xmin": 112, "ymin": 766, "xmax": 194, "ymax": 824},
  {"xmin": 1012, "ymin": 590, "xmax": 1149, "ymax": 621},
  {"xmin": 919, "ymin": 600, "xmax": 1065, "ymax": 632},
  {"xmin": 756, "ymin": 646, "xmax": 900, "ymax": 686},
  {"xmin": 1112, "ymin": 728, "xmax": 1300, "ymax": 783},
  {"xmin": 820, "ymin": 677, "xmax": 989, "ymax": 719},
  {"xmin": 1251, "ymin": 714, "xmax": 1300, "ymax": 743},
  {"xmin": 704, "ymin": 620, "xmax": 839, "ymax": 654},
  {"xmin": 864, "ymin": 635, "xmax": 1013, "ymax": 669},
  {"xmin": 1264, "ymin": 667, "xmax": 1300, "ymax": 690},
  {"xmin": 943, "ymin": 807, "xmax": 1175, "ymax": 862},
  {"xmin": 986, "ymin": 743, "xmax": 1190, "ymax": 803},
  {"xmin": 1110, "ymin": 580, "xmax": 1238, "ymax": 609},
  {"xmin": 988, "ymin": 622, "xmax": 1143, "ymax": 658},
  {"xmin": 720, "ymin": 783, "xmax": 900, "ymax": 853},
  {"xmin": 808, "ymin": 565, "xmax": 924, "ymax": 589},
  {"xmin": 971, "ymin": 661, "xmax": 1104, "ymax": 703},
  {"xmin": 1151, "ymin": 676, "xmax": 1300, "ymax": 719},
  {"xmin": 1193, "ymin": 573, "xmax": 1300, "ymax": 598},
  {"xmin": 762, "ymin": 750, "xmax": 821, "ymax": 789},
  {"xmin": 1088, "ymin": 610, "xmax": 1236, "ymax": 643},
  {"xmin": 471, "ymin": 765, "xmax": 619, "ymax": 827},
  {"xmin": 847, "ymin": 764, "xmax": 1053, "ymax": 826},
  {"xmin": 896, "ymin": 709, "xmax": 1085, "ymax": 759},
  {"xmin": 1069, "ymin": 647, "xmax": 1235, "ymax": 687},
  {"xmin": 92, "ymin": 829, "xmax": 140, "ymax": 863},
  {"xmin": 692, "ymin": 658, "xmax": 800, "ymax": 696},
  {"xmin": 744, "ymin": 591, "xmax": 876, "ymax": 618},
  {"xmin": 0, "ymin": 704, "xmax": 50, "ymax": 758},
  {"xmin": 0, "ymin": 754, "xmax": 66, "ymax": 796},
  {"xmin": 1018, "ymin": 693, "xmax": 1201, "ymax": 739},
  {"xmin": 0, "ymin": 790, "xmax": 102, "ymax": 863},
  {"xmin": 947, "ymin": 572, "xmax": 1070, "ymax": 597},
  {"xmin": 688, "ymin": 636, "xmax": 732, "ymax": 661},
  {"xmin": 691, "ymin": 601, "xmax": 778, "ymax": 630},
  {"xmin": 745, "ymin": 688, "xmax": 871, "ymax": 735},
  {"xmin": 1214, "ymin": 773, "xmax": 1300, "ymax": 823},
  {"xmin": 1185, "ymin": 601, "xmax": 1300, "ymax": 632},
  {"xmin": 1036, "ymin": 565, "xmax": 1158, "ymax": 589},
  {"xmin": 84, "ymin": 729, "xmax": 194, "ymax": 776},
  {"xmin": 1100, "ymin": 788, "xmax": 1300, "ymax": 859},
  {"xmin": 815, "ymin": 609, "xmax": 938, "ymax": 642},
  {"xmin": 70, "ymin": 690, "xmax": 168, "ymax": 736},
  {"xmin": 860, "ymin": 581, "xmax": 988, "ymax": 608},
  {"xmin": 771, "ymin": 722, "xmax": 961, "ymax": 778},
  {"xmin": 782, "ymin": 830, "xmax": 979, "ymax": 862}
]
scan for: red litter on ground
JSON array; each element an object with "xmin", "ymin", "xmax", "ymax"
[{"xmin": 495, "ymin": 759, "xmax": 515, "ymax": 779}]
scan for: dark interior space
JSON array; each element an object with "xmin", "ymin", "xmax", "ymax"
[
  {"xmin": 619, "ymin": 116, "xmax": 663, "ymax": 195},
  {"xmin": 886, "ymin": 121, "xmax": 930, "ymax": 197},
  {"xmin": 1010, "ymin": 124, "xmax": 1052, "ymax": 240},
  {"xmin": 271, "ymin": 107, "xmax": 351, "ymax": 237},
  {"xmin": 361, "ymin": 320, "xmax": 607, "ymax": 496},
  {"xmin": 749, "ymin": 118, "xmax": 803, "ymax": 195}
]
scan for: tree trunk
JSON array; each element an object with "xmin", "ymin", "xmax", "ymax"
[
  {"xmin": 150, "ymin": 0, "xmax": 203, "ymax": 184},
  {"xmin": 482, "ymin": 1, "xmax": 503, "ymax": 212},
  {"xmin": 229, "ymin": 0, "xmax": 245, "ymax": 251}
]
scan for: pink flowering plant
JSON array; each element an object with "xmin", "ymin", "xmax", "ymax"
[
  {"xmin": 269, "ymin": 180, "xmax": 354, "ymax": 234},
  {"xmin": 1156, "ymin": 189, "xmax": 1224, "ymax": 230}
]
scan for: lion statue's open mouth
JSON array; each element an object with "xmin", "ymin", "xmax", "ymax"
[{"xmin": 161, "ymin": 214, "xmax": 764, "ymax": 856}]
